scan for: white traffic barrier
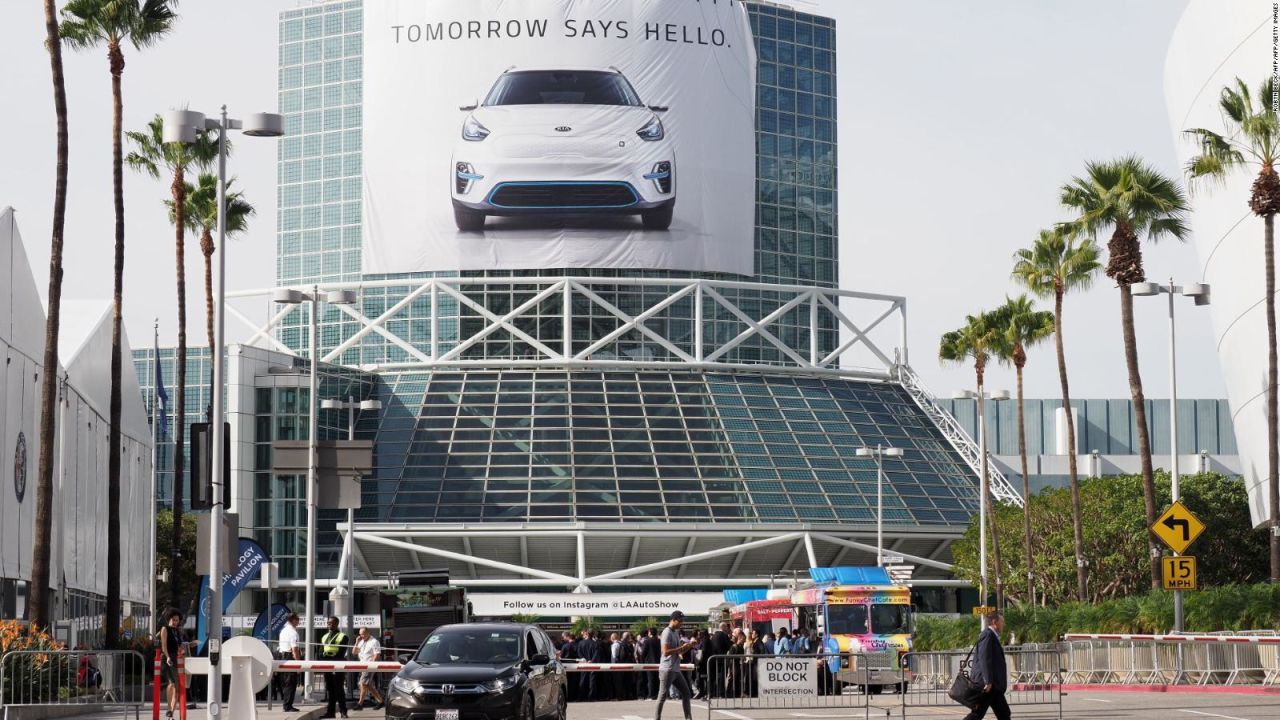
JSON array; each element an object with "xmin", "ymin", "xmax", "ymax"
[
  {"xmin": 1064, "ymin": 633, "xmax": 1280, "ymax": 644},
  {"xmin": 273, "ymin": 660, "xmax": 403, "ymax": 672}
]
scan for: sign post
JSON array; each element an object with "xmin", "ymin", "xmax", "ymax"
[{"xmin": 1151, "ymin": 500, "xmax": 1206, "ymax": 636}]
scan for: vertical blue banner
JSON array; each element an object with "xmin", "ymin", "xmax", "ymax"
[{"xmin": 196, "ymin": 537, "xmax": 271, "ymax": 650}]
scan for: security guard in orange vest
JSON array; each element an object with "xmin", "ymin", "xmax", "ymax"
[{"xmin": 320, "ymin": 616, "xmax": 349, "ymax": 719}]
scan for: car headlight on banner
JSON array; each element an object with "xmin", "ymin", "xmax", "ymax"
[
  {"xmin": 636, "ymin": 114, "xmax": 664, "ymax": 141},
  {"xmin": 462, "ymin": 115, "xmax": 490, "ymax": 141}
]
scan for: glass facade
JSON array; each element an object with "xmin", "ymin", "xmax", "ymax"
[
  {"xmin": 133, "ymin": 347, "xmax": 214, "ymax": 509},
  {"xmin": 273, "ymin": 0, "xmax": 840, "ymax": 363}
]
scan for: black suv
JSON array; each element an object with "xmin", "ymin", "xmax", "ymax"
[{"xmin": 386, "ymin": 622, "xmax": 567, "ymax": 720}]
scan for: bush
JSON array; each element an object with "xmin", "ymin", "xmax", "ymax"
[
  {"xmin": 0, "ymin": 621, "xmax": 71, "ymax": 706},
  {"xmin": 914, "ymin": 583, "xmax": 1280, "ymax": 650}
]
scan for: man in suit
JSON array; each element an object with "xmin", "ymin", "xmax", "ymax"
[
  {"xmin": 964, "ymin": 611, "xmax": 1011, "ymax": 720},
  {"xmin": 705, "ymin": 622, "xmax": 732, "ymax": 698}
]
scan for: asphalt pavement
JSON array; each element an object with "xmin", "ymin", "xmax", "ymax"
[{"xmin": 563, "ymin": 691, "xmax": 1280, "ymax": 720}]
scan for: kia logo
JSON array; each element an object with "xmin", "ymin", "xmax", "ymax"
[
  {"xmin": 442, "ymin": 684, "xmax": 456, "ymax": 695},
  {"xmin": 555, "ymin": 126, "xmax": 572, "ymax": 133}
]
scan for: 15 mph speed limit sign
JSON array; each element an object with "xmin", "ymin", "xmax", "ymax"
[{"xmin": 1161, "ymin": 556, "xmax": 1197, "ymax": 591}]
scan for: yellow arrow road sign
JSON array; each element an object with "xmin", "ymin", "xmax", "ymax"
[{"xmin": 1151, "ymin": 500, "xmax": 1205, "ymax": 555}]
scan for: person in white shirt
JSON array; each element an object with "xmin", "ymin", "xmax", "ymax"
[
  {"xmin": 277, "ymin": 613, "xmax": 302, "ymax": 713},
  {"xmin": 354, "ymin": 627, "xmax": 385, "ymax": 710}
]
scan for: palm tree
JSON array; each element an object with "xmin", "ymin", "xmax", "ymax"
[
  {"xmin": 1060, "ymin": 156, "xmax": 1190, "ymax": 589},
  {"xmin": 940, "ymin": 311, "xmax": 1008, "ymax": 609},
  {"xmin": 126, "ymin": 115, "xmax": 215, "ymax": 608},
  {"xmin": 61, "ymin": 0, "xmax": 178, "ymax": 649},
  {"xmin": 169, "ymin": 173, "xmax": 256, "ymax": 352},
  {"xmin": 1184, "ymin": 77, "xmax": 1280, "ymax": 581},
  {"xmin": 1012, "ymin": 228, "xmax": 1101, "ymax": 602},
  {"xmin": 30, "ymin": 0, "xmax": 73, "ymax": 632},
  {"xmin": 990, "ymin": 295, "xmax": 1055, "ymax": 605}
]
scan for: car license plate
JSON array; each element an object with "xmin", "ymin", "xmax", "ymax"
[{"xmin": 436, "ymin": 710, "xmax": 459, "ymax": 720}]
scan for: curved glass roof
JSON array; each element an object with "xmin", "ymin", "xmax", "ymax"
[{"xmin": 366, "ymin": 369, "xmax": 980, "ymax": 527}]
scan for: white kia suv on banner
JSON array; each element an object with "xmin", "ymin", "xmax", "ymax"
[{"xmin": 451, "ymin": 67, "xmax": 676, "ymax": 232}]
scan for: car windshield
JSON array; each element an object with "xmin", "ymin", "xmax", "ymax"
[
  {"xmin": 826, "ymin": 604, "xmax": 867, "ymax": 636},
  {"xmin": 485, "ymin": 70, "xmax": 642, "ymax": 106},
  {"xmin": 416, "ymin": 629, "xmax": 522, "ymax": 665},
  {"xmin": 871, "ymin": 604, "xmax": 911, "ymax": 634}
]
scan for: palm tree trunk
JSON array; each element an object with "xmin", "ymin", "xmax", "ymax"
[
  {"xmin": 105, "ymin": 42, "xmax": 125, "ymax": 651},
  {"xmin": 1055, "ymin": 290, "xmax": 1087, "ymax": 602},
  {"xmin": 30, "ymin": 0, "xmax": 70, "ymax": 631},
  {"xmin": 202, "ymin": 229, "xmax": 215, "ymax": 353},
  {"xmin": 1265, "ymin": 212, "xmax": 1279, "ymax": 581},
  {"xmin": 1015, "ymin": 361, "xmax": 1033, "ymax": 605},
  {"xmin": 171, "ymin": 170, "xmax": 188, "ymax": 609},
  {"xmin": 1119, "ymin": 285, "xmax": 1161, "ymax": 589},
  {"xmin": 977, "ymin": 372, "xmax": 1005, "ymax": 610}
]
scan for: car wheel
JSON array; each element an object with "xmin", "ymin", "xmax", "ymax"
[
  {"xmin": 556, "ymin": 687, "xmax": 568, "ymax": 720},
  {"xmin": 520, "ymin": 692, "xmax": 536, "ymax": 720},
  {"xmin": 641, "ymin": 204, "xmax": 674, "ymax": 230},
  {"xmin": 454, "ymin": 205, "xmax": 486, "ymax": 231}
]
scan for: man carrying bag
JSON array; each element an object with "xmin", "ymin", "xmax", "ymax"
[{"xmin": 950, "ymin": 611, "xmax": 1010, "ymax": 720}]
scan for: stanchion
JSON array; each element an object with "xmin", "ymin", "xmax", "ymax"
[
  {"xmin": 153, "ymin": 649, "xmax": 163, "ymax": 720},
  {"xmin": 177, "ymin": 646, "xmax": 188, "ymax": 720}
]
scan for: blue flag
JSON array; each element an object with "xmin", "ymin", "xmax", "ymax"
[
  {"xmin": 153, "ymin": 338, "xmax": 169, "ymax": 439},
  {"xmin": 252, "ymin": 603, "xmax": 292, "ymax": 642},
  {"xmin": 196, "ymin": 537, "xmax": 271, "ymax": 652}
]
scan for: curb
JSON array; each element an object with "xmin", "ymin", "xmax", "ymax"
[{"xmin": 1056, "ymin": 684, "xmax": 1280, "ymax": 696}]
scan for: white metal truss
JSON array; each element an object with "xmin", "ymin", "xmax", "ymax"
[
  {"xmin": 897, "ymin": 364, "xmax": 1024, "ymax": 506},
  {"xmin": 324, "ymin": 523, "xmax": 972, "ymax": 591},
  {"xmin": 225, "ymin": 276, "xmax": 908, "ymax": 379}
]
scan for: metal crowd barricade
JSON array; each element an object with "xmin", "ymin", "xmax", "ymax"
[
  {"xmin": 901, "ymin": 648, "xmax": 1063, "ymax": 720},
  {"xmin": 0, "ymin": 649, "xmax": 148, "ymax": 719},
  {"xmin": 704, "ymin": 653, "xmax": 872, "ymax": 719},
  {"xmin": 1063, "ymin": 633, "xmax": 1280, "ymax": 687}
]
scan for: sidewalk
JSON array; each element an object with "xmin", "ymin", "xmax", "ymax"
[{"xmin": 65, "ymin": 704, "xmax": 330, "ymax": 719}]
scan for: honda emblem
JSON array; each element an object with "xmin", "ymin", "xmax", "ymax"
[{"xmin": 442, "ymin": 684, "xmax": 456, "ymax": 695}]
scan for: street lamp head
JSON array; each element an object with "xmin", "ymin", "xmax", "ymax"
[
  {"xmin": 320, "ymin": 399, "xmax": 344, "ymax": 410},
  {"xmin": 989, "ymin": 390, "xmax": 1011, "ymax": 401},
  {"xmin": 855, "ymin": 448, "xmax": 873, "ymax": 457},
  {"xmin": 163, "ymin": 109, "xmax": 206, "ymax": 144},
  {"xmin": 1130, "ymin": 282, "xmax": 1162, "ymax": 297},
  {"xmin": 273, "ymin": 288, "xmax": 305, "ymax": 304},
  {"xmin": 883, "ymin": 448, "xmax": 905, "ymax": 458},
  {"xmin": 359, "ymin": 399, "xmax": 383, "ymax": 411},
  {"xmin": 241, "ymin": 112, "xmax": 285, "ymax": 138},
  {"xmin": 952, "ymin": 389, "xmax": 976, "ymax": 400},
  {"xmin": 1183, "ymin": 283, "xmax": 1211, "ymax": 306},
  {"xmin": 326, "ymin": 290, "xmax": 358, "ymax": 305}
]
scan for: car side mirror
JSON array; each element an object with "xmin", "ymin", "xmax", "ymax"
[
  {"xmin": 530, "ymin": 653, "xmax": 551, "ymax": 665},
  {"xmin": 460, "ymin": 99, "xmax": 479, "ymax": 111},
  {"xmin": 648, "ymin": 105, "xmax": 669, "ymax": 113},
  {"xmin": 397, "ymin": 653, "xmax": 412, "ymax": 664}
]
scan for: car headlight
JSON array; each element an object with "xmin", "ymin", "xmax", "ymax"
[
  {"xmin": 462, "ymin": 115, "xmax": 490, "ymax": 142},
  {"xmin": 637, "ymin": 115, "xmax": 664, "ymax": 141},
  {"xmin": 390, "ymin": 675, "xmax": 419, "ymax": 695},
  {"xmin": 482, "ymin": 675, "xmax": 520, "ymax": 693}
]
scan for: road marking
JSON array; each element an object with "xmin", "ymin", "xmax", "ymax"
[
  {"xmin": 1178, "ymin": 711, "xmax": 1250, "ymax": 720},
  {"xmin": 1082, "ymin": 697, "xmax": 1113, "ymax": 703},
  {"xmin": 691, "ymin": 703, "xmax": 754, "ymax": 720}
]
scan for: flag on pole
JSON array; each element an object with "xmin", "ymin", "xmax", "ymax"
[{"xmin": 154, "ymin": 334, "xmax": 169, "ymax": 439}]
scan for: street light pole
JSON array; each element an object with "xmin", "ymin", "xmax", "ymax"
[
  {"xmin": 163, "ymin": 107, "xmax": 282, "ymax": 720},
  {"xmin": 305, "ymin": 287, "xmax": 318, "ymax": 695},
  {"xmin": 954, "ymin": 388, "xmax": 1009, "ymax": 626},
  {"xmin": 1132, "ymin": 279, "xmax": 1210, "ymax": 633},
  {"xmin": 857, "ymin": 445, "xmax": 904, "ymax": 566}
]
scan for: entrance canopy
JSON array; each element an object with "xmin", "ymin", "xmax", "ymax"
[{"xmin": 317, "ymin": 522, "xmax": 968, "ymax": 592}]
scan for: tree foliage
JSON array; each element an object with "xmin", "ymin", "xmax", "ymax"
[{"xmin": 951, "ymin": 473, "xmax": 1269, "ymax": 606}]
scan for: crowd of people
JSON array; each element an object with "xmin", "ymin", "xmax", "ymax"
[{"xmin": 552, "ymin": 619, "xmax": 834, "ymax": 703}]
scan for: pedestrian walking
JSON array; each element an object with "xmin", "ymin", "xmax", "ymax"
[
  {"xmin": 157, "ymin": 609, "xmax": 183, "ymax": 720},
  {"xmin": 319, "ymin": 616, "xmax": 350, "ymax": 719},
  {"xmin": 277, "ymin": 613, "xmax": 302, "ymax": 712},
  {"xmin": 963, "ymin": 612, "xmax": 1011, "ymax": 720},
  {"xmin": 353, "ymin": 627, "xmax": 385, "ymax": 710},
  {"xmin": 654, "ymin": 611, "xmax": 696, "ymax": 720}
]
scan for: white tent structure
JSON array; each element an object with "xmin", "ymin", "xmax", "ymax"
[{"xmin": 0, "ymin": 207, "xmax": 152, "ymax": 625}]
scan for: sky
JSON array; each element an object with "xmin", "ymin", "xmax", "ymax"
[{"xmin": 0, "ymin": 0, "xmax": 1236, "ymax": 399}]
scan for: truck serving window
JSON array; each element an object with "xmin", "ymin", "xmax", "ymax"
[
  {"xmin": 825, "ymin": 604, "xmax": 867, "ymax": 635},
  {"xmin": 870, "ymin": 604, "xmax": 911, "ymax": 634}
]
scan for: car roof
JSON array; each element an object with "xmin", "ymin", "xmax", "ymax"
[
  {"xmin": 434, "ymin": 622, "xmax": 541, "ymax": 633},
  {"xmin": 504, "ymin": 67, "xmax": 622, "ymax": 75}
]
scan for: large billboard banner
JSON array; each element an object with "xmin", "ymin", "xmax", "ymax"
[{"xmin": 363, "ymin": 0, "xmax": 756, "ymax": 275}]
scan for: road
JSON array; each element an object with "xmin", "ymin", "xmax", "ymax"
[{"xmin": 564, "ymin": 692, "xmax": 1280, "ymax": 720}]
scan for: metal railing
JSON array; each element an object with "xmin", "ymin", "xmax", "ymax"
[
  {"xmin": 0, "ymin": 649, "xmax": 148, "ymax": 719},
  {"xmin": 897, "ymin": 364, "xmax": 1024, "ymax": 506},
  {"xmin": 1062, "ymin": 637, "xmax": 1280, "ymax": 687},
  {"xmin": 904, "ymin": 648, "xmax": 1063, "ymax": 712}
]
